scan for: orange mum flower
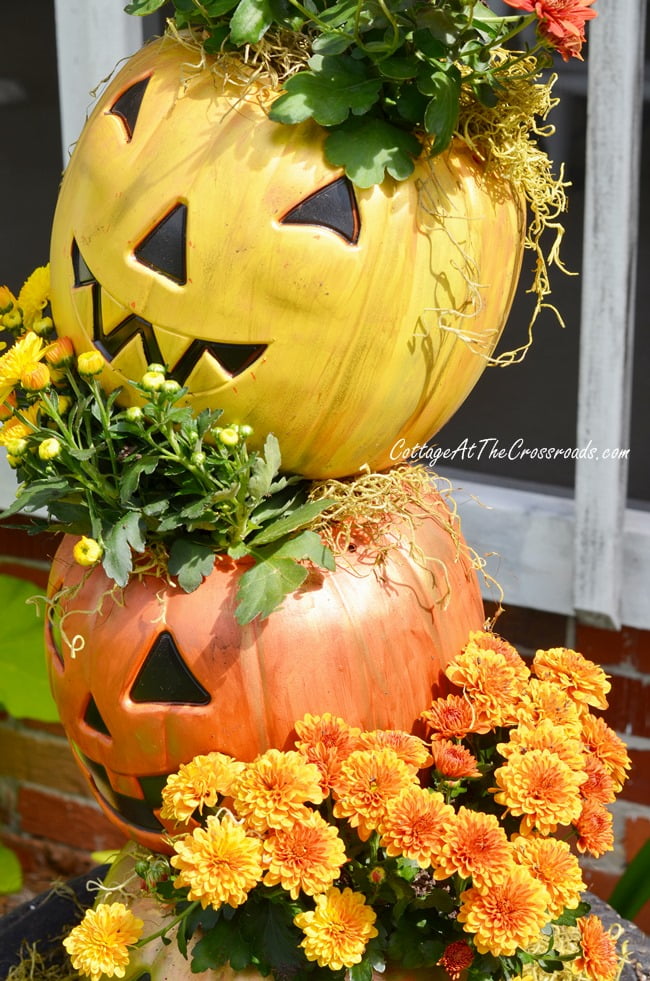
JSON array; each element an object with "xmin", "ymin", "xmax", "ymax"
[
  {"xmin": 294, "ymin": 887, "xmax": 378, "ymax": 970},
  {"xmin": 294, "ymin": 713, "xmax": 361, "ymax": 791},
  {"xmin": 332, "ymin": 747, "xmax": 416, "ymax": 840},
  {"xmin": 445, "ymin": 646, "xmax": 528, "ymax": 727},
  {"xmin": 513, "ymin": 836, "xmax": 585, "ymax": 918},
  {"xmin": 492, "ymin": 749, "xmax": 585, "ymax": 836},
  {"xmin": 575, "ymin": 915, "xmax": 620, "ymax": 981},
  {"xmin": 457, "ymin": 865, "xmax": 549, "ymax": 957},
  {"xmin": 357, "ymin": 729, "xmax": 431, "ymax": 770},
  {"xmin": 263, "ymin": 810, "xmax": 347, "ymax": 899},
  {"xmin": 498, "ymin": 718, "xmax": 586, "ymax": 772},
  {"xmin": 437, "ymin": 940, "xmax": 475, "ymax": 980},
  {"xmin": 515, "ymin": 678, "xmax": 583, "ymax": 736},
  {"xmin": 232, "ymin": 749, "xmax": 324, "ymax": 832},
  {"xmin": 574, "ymin": 800, "xmax": 614, "ymax": 857},
  {"xmin": 421, "ymin": 693, "xmax": 488, "ymax": 739},
  {"xmin": 533, "ymin": 647, "xmax": 610, "ymax": 712},
  {"xmin": 503, "ymin": 0, "xmax": 597, "ymax": 61},
  {"xmin": 161, "ymin": 752, "xmax": 245, "ymax": 824},
  {"xmin": 430, "ymin": 739, "xmax": 481, "ymax": 780},
  {"xmin": 580, "ymin": 755, "xmax": 617, "ymax": 805},
  {"xmin": 170, "ymin": 814, "xmax": 264, "ymax": 909},
  {"xmin": 467, "ymin": 630, "xmax": 530, "ymax": 682},
  {"xmin": 434, "ymin": 807, "xmax": 514, "ymax": 888},
  {"xmin": 378, "ymin": 785, "xmax": 454, "ymax": 868},
  {"xmin": 581, "ymin": 714, "xmax": 631, "ymax": 792}
]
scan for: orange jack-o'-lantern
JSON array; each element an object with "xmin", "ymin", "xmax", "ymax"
[
  {"xmin": 49, "ymin": 37, "xmax": 525, "ymax": 479},
  {"xmin": 45, "ymin": 494, "xmax": 483, "ymax": 851}
]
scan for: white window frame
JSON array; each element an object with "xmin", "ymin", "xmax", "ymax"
[{"xmin": 7, "ymin": 0, "xmax": 644, "ymax": 629}]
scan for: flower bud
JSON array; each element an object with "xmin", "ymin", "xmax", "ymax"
[
  {"xmin": 0, "ymin": 393, "xmax": 17, "ymax": 421},
  {"xmin": 125, "ymin": 406, "xmax": 144, "ymax": 423},
  {"xmin": 146, "ymin": 363, "xmax": 166, "ymax": 375},
  {"xmin": 31, "ymin": 316, "xmax": 54, "ymax": 337},
  {"xmin": 5, "ymin": 437, "xmax": 28, "ymax": 458},
  {"xmin": 191, "ymin": 450, "xmax": 206, "ymax": 466},
  {"xmin": 2, "ymin": 309, "xmax": 22, "ymax": 330},
  {"xmin": 45, "ymin": 336, "xmax": 75, "ymax": 368},
  {"xmin": 38, "ymin": 437, "xmax": 62, "ymax": 461},
  {"xmin": 162, "ymin": 379, "xmax": 181, "ymax": 395},
  {"xmin": 0, "ymin": 286, "xmax": 16, "ymax": 315},
  {"xmin": 217, "ymin": 427, "xmax": 240, "ymax": 447},
  {"xmin": 20, "ymin": 361, "xmax": 51, "ymax": 392},
  {"xmin": 140, "ymin": 371, "xmax": 165, "ymax": 392},
  {"xmin": 77, "ymin": 350, "xmax": 105, "ymax": 376},
  {"xmin": 56, "ymin": 395, "xmax": 72, "ymax": 416},
  {"xmin": 238, "ymin": 424, "xmax": 253, "ymax": 439},
  {"xmin": 73, "ymin": 536, "xmax": 103, "ymax": 567}
]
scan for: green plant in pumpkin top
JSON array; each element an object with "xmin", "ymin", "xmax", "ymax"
[
  {"xmin": 0, "ymin": 268, "xmax": 334, "ymax": 623},
  {"xmin": 124, "ymin": 0, "xmax": 596, "ymax": 186}
]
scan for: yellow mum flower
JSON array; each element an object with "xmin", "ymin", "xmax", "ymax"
[
  {"xmin": 17, "ymin": 265, "xmax": 50, "ymax": 328},
  {"xmin": 492, "ymin": 748, "xmax": 586, "ymax": 836},
  {"xmin": 0, "ymin": 404, "xmax": 40, "ymax": 446},
  {"xmin": 434, "ymin": 806, "xmax": 514, "ymax": 888},
  {"xmin": 378, "ymin": 785, "xmax": 454, "ymax": 868},
  {"xmin": 457, "ymin": 865, "xmax": 549, "ymax": 957},
  {"xmin": 73, "ymin": 536, "xmax": 104, "ymax": 567},
  {"xmin": 0, "ymin": 332, "xmax": 46, "ymax": 402},
  {"xmin": 0, "ymin": 285, "xmax": 17, "ymax": 315},
  {"xmin": 232, "ymin": 749, "xmax": 324, "ymax": 832},
  {"xmin": 161, "ymin": 752, "xmax": 246, "ymax": 824},
  {"xmin": 263, "ymin": 809, "xmax": 347, "ymax": 898},
  {"xmin": 62, "ymin": 902, "xmax": 143, "ymax": 981},
  {"xmin": 78, "ymin": 349, "xmax": 106, "ymax": 376},
  {"xmin": 171, "ymin": 813, "xmax": 263, "ymax": 909},
  {"xmin": 445, "ymin": 645, "xmax": 528, "ymax": 727},
  {"xmin": 332, "ymin": 747, "xmax": 416, "ymax": 841},
  {"xmin": 294, "ymin": 887, "xmax": 378, "ymax": 970},
  {"xmin": 513, "ymin": 835, "xmax": 585, "ymax": 918},
  {"xmin": 533, "ymin": 647, "xmax": 611, "ymax": 712},
  {"xmin": 575, "ymin": 915, "xmax": 620, "ymax": 981}
]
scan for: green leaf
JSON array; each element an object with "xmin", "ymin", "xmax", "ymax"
[
  {"xmin": 311, "ymin": 32, "xmax": 352, "ymax": 56},
  {"xmin": 235, "ymin": 557, "xmax": 308, "ymax": 623},
  {"xmin": 123, "ymin": 0, "xmax": 167, "ymax": 14},
  {"xmin": 256, "ymin": 898, "xmax": 306, "ymax": 970},
  {"xmin": 1, "ymin": 478, "xmax": 70, "ymax": 518},
  {"xmin": 264, "ymin": 529, "xmax": 335, "ymax": 571},
  {"xmin": 268, "ymin": 56, "xmax": 382, "ymax": 126},
  {"xmin": 229, "ymin": 0, "xmax": 273, "ymax": 45},
  {"xmin": 168, "ymin": 539, "xmax": 216, "ymax": 593},
  {"xmin": 119, "ymin": 455, "xmax": 158, "ymax": 505},
  {"xmin": 0, "ymin": 574, "xmax": 58, "ymax": 722},
  {"xmin": 325, "ymin": 117, "xmax": 420, "ymax": 187},
  {"xmin": 377, "ymin": 55, "xmax": 419, "ymax": 80},
  {"xmin": 248, "ymin": 434, "xmax": 282, "ymax": 500},
  {"xmin": 552, "ymin": 900, "xmax": 590, "ymax": 927},
  {"xmin": 610, "ymin": 839, "xmax": 650, "ymax": 919},
  {"xmin": 420, "ymin": 70, "xmax": 461, "ymax": 154},
  {"xmin": 102, "ymin": 511, "xmax": 146, "ymax": 585},
  {"xmin": 191, "ymin": 918, "xmax": 237, "ymax": 971},
  {"xmin": 247, "ymin": 499, "xmax": 332, "ymax": 546},
  {"xmin": 349, "ymin": 958, "xmax": 374, "ymax": 981},
  {"xmin": 0, "ymin": 843, "xmax": 22, "ymax": 895}
]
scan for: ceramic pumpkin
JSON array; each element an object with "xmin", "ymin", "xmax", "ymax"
[
  {"xmin": 49, "ymin": 36, "xmax": 526, "ymax": 479},
  {"xmin": 45, "ymin": 493, "xmax": 483, "ymax": 851}
]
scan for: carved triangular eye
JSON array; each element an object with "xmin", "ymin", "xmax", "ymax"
[
  {"xmin": 134, "ymin": 203, "xmax": 187, "ymax": 284},
  {"xmin": 281, "ymin": 177, "xmax": 360, "ymax": 244},
  {"xmin": 72, "ymin": 239, "xmax": 96, "ymax": 286},
  {"xmin": 108, "ymin": 75, "xmax": 151, "ymax": 141},
  {"xmin": 130, "ymin": 631, "xmax": 210, "ymax": 705}
]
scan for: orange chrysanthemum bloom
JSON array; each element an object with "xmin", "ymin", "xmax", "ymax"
[
  {"xmin": 497, "ymin": 718, "xmax": 586, "ymax": 772},
  {"xmin": 515, "ymin": 678, "xmax": 583, "ymax": 736},
  {"xmin": 378, "ymin": 785, "xmax": 454, "ymax": 868},
  {"xmin": 575, "ymin": 915, "xmax": 620, "ymax": 981},
  {"xmin": 574, "ymin": 800, "xmax": 614, "ymax": 857},
  {"xmin": 421, "ymin": 693, "xmax": 489, "ymax": 739},
  {"xmin": 581, "ymin": 714, "xmax": 631, "ymax": 792},
  {"xmin": 513, "ymin": 836, "xmax": 585, "ymax": 918},
  {"xmin": 232, "ymin": 749, "xmax": 324, "ymax": 832},
  {"xmin": 580, "ymin": 755, "xmax": 617, "ymax": 805},
  {"xmin": 533, "ymin": 647, "xmax": 610, "ymax": 712},
  {"xmin": 445, "ymin": 646, "xmax": 528, "ymax": 727},
  {"xmin": 457, "ymin": 865, "xmax": 549, "ymax": 957},
  {"xmin": 437, "ymin": 940, "xmax": 475, "ymax": 979},
  {"xmin": 357, "ymin": 729, "xmax": 431, "ymax": 770},
  {"xmin": 170, "ymin": 813, "xmax": 263, "ymax": 909},
  {"xmin": 434, "ymin": 807, "xmax": 514, "ymax": 888},
  {"xmin": 492, "ymin": 749, "xmax": 586, "ymax": 836},
  {"xmin": 294, "ymin": 887, "xmax": 378, "ymax": 970},
  {"xmin": 161, "ymin": 752, "xmax": 246, "ymax": 824},
  {"xmin": 430, "ymin": 739, "xmax": 481, "ymax": 780},
  {"xmin": 294, "ymin": 713, "xmax": 361, "ymax": 791},
  {"xmin": 332, "ymin": 747, "xmax": 417, "ymax": 840},
  {"xmin": 62, "ymin": 903, "xmax": 143, "ymax": 981},
  {"xmin": 467, "ymin": 630, "xmax": 530, "ymax": 682},
  {"xmin": 502, "ymin": 0, "xmax": 597, "ymax": 62},
  {"xmin": 263, "ymin": 810, "xmax": 347, "ymax": 899}
]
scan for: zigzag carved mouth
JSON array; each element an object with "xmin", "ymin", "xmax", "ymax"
[{"xmin": 71, "ymin": 240, "xmax": 267, "ymax": 381}]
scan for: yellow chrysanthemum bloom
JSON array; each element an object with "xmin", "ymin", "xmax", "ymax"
[
  {"xmin": 533, "ymin": 647, "xmax": 611, "ymax": 712},
  {"xmin": 513, "ymin": 835, "xmax": 585, "ymax": 918},
  {"xmin": 17, "ymin": 265, "xmax": 50, "ymax": 328},
  {"xmin": 492, "ymin": 748, "xmax": 586, "ymax": 836},
  {"xmin": 332, "ymin": 747, "xmax": 417, "ymax": 841},
  {"xmin": 575, "ymin": 915, "xmax": 620, "ymax": 981},
  {"xmin": 73, "ymin": 536, "xmax": 104, "ymax": 567},
  {"xmin": 0, "ymin": 285, "xmax": 17, "ymax": 315},
  {"xmin": 161, "ymin": 752, "xmax": 246, "ymax": 824},
  {"xmin": 356, "ymin": 729, "xmax": 431, "ymax": 770},
  {"xmin": 0, "ymin": 331, "xmax": 46, "ymax": 402},
  {"xmin": 77, "ymin": 349, "xmax": 105, "ymax": 376},
  {"xmin": 263, "ymin": 809, "xmax": 347, "ymax": 898},
  {"xmin": 445, "ymin": 646, "xmax": 528, "ymax": 727},
  {"xmin": 378, "ymin": 785, "xmax": 454, "ymax": 868},
  {"xmin": 294, "ymin": 887, "xmax": 378, "ymax": 970},
  {"xmin": 497, "ymin": 718, "xmax": 587, "ymax": 773},
  {"xmin": 62, "ymin": 902, "xmax": 143, "ymax": 981},
  {"xmin": 434, "ymin": 806, "xmax": 514, "ymax": 888},
  {"xmin": 0, "ymin": 403, "xmax": 40, "ymax": 446},
  {"xmin": 171, "ymin": 813, "xmax": 264, "ymax": 909},
  {"xmin": 457, "ymin": 865, "xmax": 549, "ymax": 957},
  {"xmin": 231, "ymin": 749, "xmax": 324, "ymax": 832}
]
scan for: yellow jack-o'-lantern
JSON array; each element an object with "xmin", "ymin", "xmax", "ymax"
[{"xmin": 50, "ymin": 37, "xmax": 525, "ymax": 478}]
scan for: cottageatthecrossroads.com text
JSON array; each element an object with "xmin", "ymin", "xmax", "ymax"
[{"xmin": 390, "ymin": 437, "xmax": 631, "ymax": 466}]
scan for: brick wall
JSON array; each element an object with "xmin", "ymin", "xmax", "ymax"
[{"xmin": 0, "ymin": 523, "xmax": 648, "ymax": 932}]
